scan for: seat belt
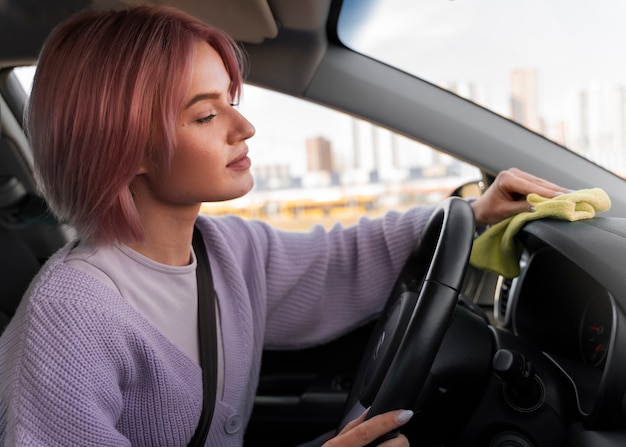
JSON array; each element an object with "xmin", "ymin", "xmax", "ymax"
[{"xmin": 188, "ymin": 226, "xmax": 218, "ymax": 447}]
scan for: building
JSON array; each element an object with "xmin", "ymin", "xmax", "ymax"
[
  {"xmin": 306, "ymin": 136, "xmax": 334, "ymax": 172},
  {"xmin": 510, "ymin": 68, "xmax": 543, "ymax": 134}
]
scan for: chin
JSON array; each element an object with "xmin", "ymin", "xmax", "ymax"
[
  {"xmin": 224, "ymin": 178, "xmax": 255, "ymax": 201},
  {"xmin": 240, "ymin": 176, "xmax": 255, "ymax": 196}
]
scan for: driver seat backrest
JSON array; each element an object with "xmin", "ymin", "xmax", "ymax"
[{"xmin": 0, "ymin": 227, "xmax": 41, "ymax": 332}]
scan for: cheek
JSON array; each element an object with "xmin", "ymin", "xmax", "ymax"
[
  {"xmin": 171, "ymin": 132, "xmax": 221, "ymax": 175},
  {"xmin": 167, "ymin": 152, "xmax": 221, "ymax": 195}
]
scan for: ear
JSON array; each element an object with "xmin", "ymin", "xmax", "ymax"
[
  {"xmin": 136, "ymin": 163, "xmax": 149, "ymax": 175},
  {"xmin": 136, "ymin": 154, "xmax": 151, "ymax": 175}
]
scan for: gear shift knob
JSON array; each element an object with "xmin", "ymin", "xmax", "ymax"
[{"xmin": 492, "ymin": 349, "xmax": 543, "ymax": 412}]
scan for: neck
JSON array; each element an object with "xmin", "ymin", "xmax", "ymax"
[
  {"xmin": 127, "ymin": 200, "xmax": 202, "ymax": 267},
  {"xmin": 127, "ymin": 172, "xmax": 208, "ymax": 266}
]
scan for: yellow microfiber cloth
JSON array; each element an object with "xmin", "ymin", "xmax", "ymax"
[{"xmin": 469, "ymin": 188, "xmax": 611, "ymax": 278}]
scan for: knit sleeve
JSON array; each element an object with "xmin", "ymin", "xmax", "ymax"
[
  {"xmin": 257, "ymin": 206, "xmax": 435, "ymax": 349},
  {"xmin": 0, "ymin": 265, "xmax": 132, "ymax": 446}
]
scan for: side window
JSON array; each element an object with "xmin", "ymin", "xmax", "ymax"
[{"xmin": 210, "ymin": 84, "xmax": 481, "ymax": 230}]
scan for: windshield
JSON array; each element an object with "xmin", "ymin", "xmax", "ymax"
[{"xmin": 338, "ymin": 0, "xmax": 626, "ymax": 178}]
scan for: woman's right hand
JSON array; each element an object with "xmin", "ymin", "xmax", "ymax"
[{"xmin": 322, "ymin": 409, "xmax": 413, "ymax": 447}]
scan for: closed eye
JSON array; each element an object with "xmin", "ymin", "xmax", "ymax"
[{"xmin": 196, "ymin": 114, "xmax": 216, "ymax": 124}]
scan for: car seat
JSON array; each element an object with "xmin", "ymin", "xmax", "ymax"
[
  {"xmin": 0, "ymin": 228, "xmax": 40, "ymax": 331},
  {"xmin": 0, "ymin": 177, "xmax": 42, "ymax": 332}
]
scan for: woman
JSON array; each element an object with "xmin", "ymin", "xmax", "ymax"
[{"xmin": 0, "ymin": 5, "xmax": 567, "ymax": 447}]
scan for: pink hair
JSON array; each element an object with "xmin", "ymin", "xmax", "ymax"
[{"xmin": 27, "ymin": 6, "xmax": 245, "ymax": 245}]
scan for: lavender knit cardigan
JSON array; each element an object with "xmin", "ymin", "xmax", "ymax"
[{"xmin": 0, "ymin": 208, "xmax": 434, "ymax": 446}]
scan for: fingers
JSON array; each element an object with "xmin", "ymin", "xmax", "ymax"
[
  {"xmin": 472, "ymin": 168, "xmax": 570, "ymax": 225},
  {"xmin": 323, "ymin": 410, "xmax": 413, "ymax": 447},
  {"xmin": 336, "ymin": 408, "xmax": 369, "ymax": 436},
  {"xmin": 498, "ymin": 168, "xmax": 569, "ymax": 199},
  {"xmin": 377, "ymin": 433, "xmax": 410, "ymax": 447}
]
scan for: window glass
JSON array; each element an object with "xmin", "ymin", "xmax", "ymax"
[
  {"xmin": 338, "ymin": 0, "xmax": 626, "ymax": 178},
  {"xmin": 14, "ymin": 66, "xmax": 35, "ymax": 92}
]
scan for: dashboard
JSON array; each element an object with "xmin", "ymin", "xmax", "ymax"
[
  {"xmin": 504, "ymin": 217, "xmax": 626, "ymax": 430},
  {"xmin": 513, "ymin": 247, "xmax": 613, "ymax": 370}
]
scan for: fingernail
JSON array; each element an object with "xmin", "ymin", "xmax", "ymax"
[
  {"xmin": 530, "ymin": 206, "xmax": 536, "ymax": 212},
  {"xmin": 396, "ymin": 410, "xmax": 414, "ymax": 424},
  {"xmin": 555, "ymin": 190, "xmax": 574, "ymax": 196}
]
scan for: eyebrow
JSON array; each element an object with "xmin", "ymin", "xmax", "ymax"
[{"xmin": 184, "ymin": 91, "xmax": 221, "ymax": 110}]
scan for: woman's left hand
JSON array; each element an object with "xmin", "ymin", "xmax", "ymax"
[{"xmin": 470, "ymin": 167, "xmax": 570, "ymax": 226}]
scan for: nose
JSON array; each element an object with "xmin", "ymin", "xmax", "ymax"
[{"xmin": 230, "ymin": 107, "xmax": 256, "ymax": 142}]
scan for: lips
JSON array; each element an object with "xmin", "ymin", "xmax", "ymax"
[{"xmin": 227, "ymin": 150, "xmax": 251, "ymax": 170}]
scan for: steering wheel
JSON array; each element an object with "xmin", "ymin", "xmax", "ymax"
[{"xmin": 339, "ymin": 197, "xmax": 476, "ymax": 437}]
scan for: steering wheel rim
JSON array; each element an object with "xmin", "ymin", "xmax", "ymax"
[{"xmin": 340, "ymin": 197, "xmax": 476, "ymax": 429}]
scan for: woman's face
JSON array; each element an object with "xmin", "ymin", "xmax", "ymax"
[{"xmin": 138, "ymin": 40, "xmax": 255, "ymax": 207}]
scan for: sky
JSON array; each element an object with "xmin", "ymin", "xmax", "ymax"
[{"xmin": 341, "ymin": 0, "xmax": 626, "ymax": 125}]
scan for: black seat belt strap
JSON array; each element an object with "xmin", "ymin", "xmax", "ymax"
[{"xmin": 188, "ymin": 226, "xmax": 218, "ymax": 447}]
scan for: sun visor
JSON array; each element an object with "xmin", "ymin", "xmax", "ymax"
[{"xmin": 95, "ymin": 0, "xmax": 279, "ymax": 43}]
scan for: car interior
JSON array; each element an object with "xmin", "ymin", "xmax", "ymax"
[{"xmin": 3, "ymin": 0, "xmax": 626, "ymax": 446}]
